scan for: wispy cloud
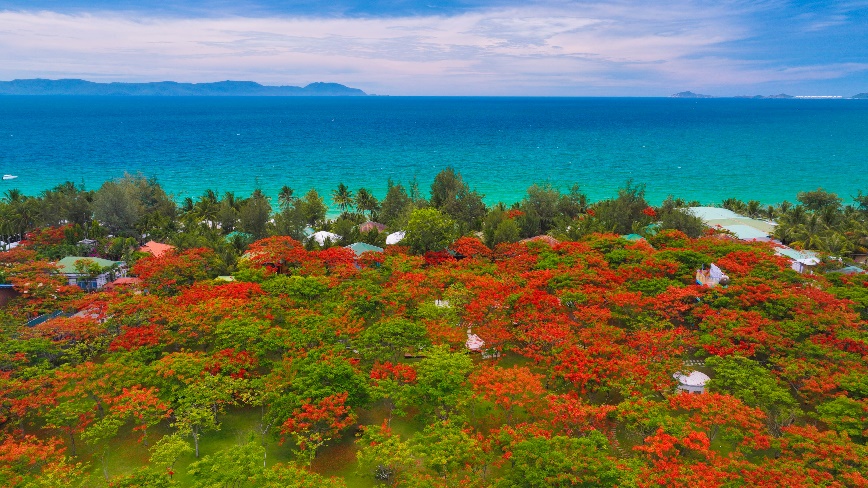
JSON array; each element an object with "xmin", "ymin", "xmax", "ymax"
[{"xmin": 0, "ymin": 1, "xmax": 864, "ymax": 95}]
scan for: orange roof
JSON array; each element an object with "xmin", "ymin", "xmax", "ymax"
[
  {"xmin": 139, "ymin": 240, "xmax": 175, "ymax": 257},
  {"xmin": 104, "ymin": 277, "xmax": 142, "ymax": 290}
]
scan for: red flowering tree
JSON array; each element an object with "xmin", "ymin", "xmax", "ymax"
[{"xmin": 279, "ymin": 392, "xmax": 357, "ymax": 465}]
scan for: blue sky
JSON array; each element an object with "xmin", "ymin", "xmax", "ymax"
[{"xmin": 0, "ymin": 0, "xmax": 865, "ymax": 95}]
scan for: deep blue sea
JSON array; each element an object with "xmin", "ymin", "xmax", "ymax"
[{"xmin": 1, "ymin": 96, "xmax": 866, "ymax": 208}]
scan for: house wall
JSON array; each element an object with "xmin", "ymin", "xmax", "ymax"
[{"xmin": 677, "ymin": 384, "xmax": 705, "ymax": 394}]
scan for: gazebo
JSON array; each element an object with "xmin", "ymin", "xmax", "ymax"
[{"xmin": 673, "ymin": 371, "xmax": 710, "ymax": 394}]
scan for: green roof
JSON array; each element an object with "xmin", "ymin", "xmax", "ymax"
[
  {"xmin": 622, "ymin": 234, "xmax": 644, "ymax": 242},
  {"xmin": 346, "ymin": 242, "xmax": 384, "ymax": 256},
  {"xmin": 56, "ymin": 256, "xmax": 123, "ymax": 274}
]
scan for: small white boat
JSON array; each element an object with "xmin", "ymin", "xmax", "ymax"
[{"xmin": 2, "ymin": 175, "xmax": 17, "ymax": 180}]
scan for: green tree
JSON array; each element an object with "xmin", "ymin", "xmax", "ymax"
[
  {"xmin": 379, "ymin": 183, "xmax": 413, "ymax": 229},
  {"xmin": 430, "ymin": 168, "xmax": 487, "ymax": 232},
  {"xmin": 592, "ymin": 180, "xmax": 652, "ymax": 235},
  {"xmin": 500, "ymin": 432, "xmax": 621, "ymax": 488},
  {"xmin": 797, "ymin": 188, "xmax": 842, "ymax": 212},
  {"xmin": 300, "ymin": 189, "xmax": 328, "ymax": 227},
  {"xmin": 238, "ymin": 189, "xmax": 273, "ymax": 239},
  {"xmin": 93, "ymin": 174, "xmax": 175, "ymax": 237},
  {"xmin": 706, "ymin": 355, "xmax": 799, "ymax": 436},
  {"xmin": 404, "ymin": 346, "xmax": 473, "ymax": 420},
  {"xmin": 187, "ymin": 440, "xmax": 266, "ymax": 488},
  {"xmin": 355, "ymin": 318, "xmax": 429, "ymax": 362},
  {"xmin": 404, "ymin": 208, "xmax": 457, "ymax": 254}
]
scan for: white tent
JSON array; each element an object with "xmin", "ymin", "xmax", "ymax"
[
  {"xmin": 310, "ymin": 231, "xmax": 341, "ymax": 246},
  {"xmin": 386, "ymin": 231, "xmax": 406, "ymax": 245}
]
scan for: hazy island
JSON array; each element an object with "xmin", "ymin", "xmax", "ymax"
[
  {"xmin": 673, "ymin": 90, "xmax": 868, "ymax": 99},
  {"xmin": 1, "ymin": 170, "xmax": 867, "ymax": 486},
  {"xmin": 0, "ymin": 79, "xmax": 367, "ymax": 96}
]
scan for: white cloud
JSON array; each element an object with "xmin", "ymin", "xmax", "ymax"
[{"xmin": 0, "ymin": 3, "xmax": 862, "ymax": 95}]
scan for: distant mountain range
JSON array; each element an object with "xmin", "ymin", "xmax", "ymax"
[
  {"xmin": 0, "ymin": 79, "xmax": 367, "ymax": 96},
  {"xmin": 672, "ymin": 90, "xmax": 868, "ymax": 99}
]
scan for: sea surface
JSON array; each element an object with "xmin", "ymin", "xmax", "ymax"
[{"xmin": 1, "ymin": 96, "xmax": 866, "ymax": 208}]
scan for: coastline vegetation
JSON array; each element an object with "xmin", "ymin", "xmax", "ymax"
[{"xmin": 1, "ymin": 170, "xmax": 867, "ymax": 487}]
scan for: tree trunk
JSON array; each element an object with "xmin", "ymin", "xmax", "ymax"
[{"xmin": 192, "ymin": 427, "xmax": 200, "ymax": 458}]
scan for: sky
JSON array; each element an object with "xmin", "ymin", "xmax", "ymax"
[{"xmin": 0, "ymin": 0, "xmax": 865, "ymax": 96}]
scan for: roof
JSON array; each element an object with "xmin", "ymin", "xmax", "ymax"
[
  {"xmin": 139, "ymin": 240, "xmax": 175, "ymax": 257},
  {"xmin": 622, "ymin": 233, "xmax": 644, "ymax": 242},
  {"xmin": 359, "ymin": 221, "xmax": 387, "ymax": 233},
  {"xmin": 520, "ymin": 235, "xmax": 560, "ymax": 246},
  {"xmin": 466, "ymin": 330, "xmax": 485, "ymax": 352},
  {"xmin": 721, "ymin": 224, "xmax": 770, "ymax": 240},
  {"xmin": 110, "ymin": 277, "xmax": 140, "ymax": 285},
  {"xmin": 56, "ymin": 257, "xmax": 124, "ymax": 274},
  {"xmin": 310, "ymin": 231, "xmax": 341, "ymax": 246},
  {"xmin": 689, "ymin": 207, "xmax": 776, "ymax": 240},
  {"xmin": 775, "ymin": 247, "xmax": 819, "ymax": 262},
  {"xmin": 827, "ymin": 265, "xmax": 866, "ymax": 275},
  {"xmin": 105, "ymin": 277, "xmax": 141, "ymax": 289},
  {"xmin": 346, "ymin": 242, "xmax": 384, "ymax": 256},
  {"xmin": 385, "ymin": 231, "xmax": 406, "ymax": 245},
  {"xmin": 674, "ymin": 371, "xmax": 710, "ymax": 387},
  {"xmin": 302, "ymin": 226, "xmax": 316, "ymax": 237}
]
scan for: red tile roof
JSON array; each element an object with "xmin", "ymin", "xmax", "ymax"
[{"xmin": 139, "ymin": 240, "xmax": 175, "ymax": 257}]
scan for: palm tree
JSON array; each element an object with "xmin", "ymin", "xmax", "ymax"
[
  {"xmin": 792, "ymin": 214, "xmax": 827, "ymax": 250},
  {"xmin": 722, "ymin": 198, "xmax": 747, "ymax": 214},
  {"xmin": 819, "ymin": 232, "xmax": 854, "ymax": 256},
  {"xmin": 746, "ymin": 200, "xmax": 761, "ymax": 218},
  {"xmin": 332, "ymin": 183, "xmax": 354, "ymax": 215},
  {"xmin": 278, "ymin": 185, "xmax": 296, "ymax": 212},
  {"xmin": 355, "ymin": 188, "xmax": 379, "ymax": 220}
]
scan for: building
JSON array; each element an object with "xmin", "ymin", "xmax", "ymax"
[
  {"xmin": 359, "ymin": 221, "xmax": 387, "ymax": 233},
  {"xmin": 674, "ymin": 371, "xmax": 710, "ymax": 394},
  {"xmin": 139, "ymin": 240, "xmax": 175, "ymax": 258},
  {"xmin": 345, "ymin": 242, "xmax": 384, "ymax": 257},
  {"xmin": 774, "ymin": 247, "xmax": 821, "ymax": 273},
  {"xmin": 688, "ymin": 207, "xmax": 776, "ymax": 241},
  {"xmin": 56, "ymin": 256, "xmax": 127, "ymax": 291}
]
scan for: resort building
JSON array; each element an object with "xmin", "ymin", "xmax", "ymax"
[
  {"xmin": 345, "ymin": 242, "xmax": 384, "ymax": 257},
  {"xmin": 56, "ymin": 256, "xmax": 127, "ymax": 291},
  {"xmin": 139, "ymin": 240, "xmax": 175, "ymax": 257},
  {"xmin": 674, "ymin": 371, "xmax": 710, "ymax": 394},
  {"xmin": 688, "ymin": 207, "xmax": 776, "ymax": 241},
  {"xmin": 774, "ymin": 247, "xmax": 821, "ymax": 273},
  {"xmin": 358, "ymin": 221, "xmax": 387, "ymax": 233}
]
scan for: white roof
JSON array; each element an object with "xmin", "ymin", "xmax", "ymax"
[
  {"xmin": 689, "ymin": 207, "xmax": 743, "ymax": 221},
  {"xmin": 310, "ymin": 231, "xmax": 341, "ymax": 246},
  {"xmin": 721, "ymin": 224, "xmax": 769, "ymax": 240},
  {"xmin": 385, "ymin": 231, "xmax": 406, "ymax": 245},
  {"xmin": 674, "ymin": 371, "xmax": 710, "ymax": 387}
]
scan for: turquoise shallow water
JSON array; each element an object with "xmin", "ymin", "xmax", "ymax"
[{"xmin": 1, "ymin": 96, "xmax": 866, "ymax": 208}]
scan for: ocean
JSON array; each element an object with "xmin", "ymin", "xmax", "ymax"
[{"xmin": 1, "ymin": 96, "xmax": 866, "ymax": 208}]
